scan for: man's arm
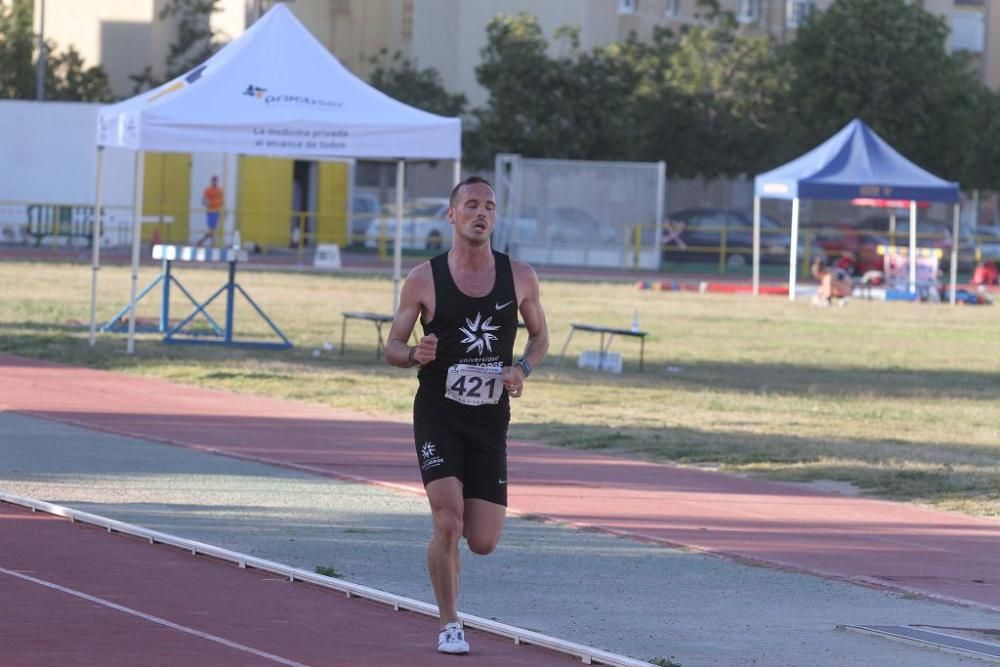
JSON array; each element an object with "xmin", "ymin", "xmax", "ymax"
[
  {"xmin": 385, "ymin": 263, "xmax": 437, "ymax": 368},
  {"xmin": 513, "ymin": 260, "xmax": 549, "ymax": 373}
]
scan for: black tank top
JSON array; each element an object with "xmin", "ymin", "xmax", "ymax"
[{"xmin": 415, "ymin": 251, "xmax": 518, "ymax": 422}]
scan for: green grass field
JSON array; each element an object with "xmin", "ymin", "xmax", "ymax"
[{"xmin": 1, "ymin": 259, "xmax": 998, "ymax": 516}]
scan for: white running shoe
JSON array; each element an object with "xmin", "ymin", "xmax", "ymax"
[{"xmin": 438, "ymin": 621, "xmax": 470, "ymax": 655}]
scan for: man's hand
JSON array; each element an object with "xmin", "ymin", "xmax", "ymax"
[
  {"xmin": 411, "ymin": 334, "xmax": 438, "ymax": 366},
  {"xmin": 502, "ymin": 364, "xmax": 524, "ymax": 398}
]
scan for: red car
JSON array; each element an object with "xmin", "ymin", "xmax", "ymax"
[{"xmin": 807, "ymin": 223, "xmax": 888, "ymax": 275}]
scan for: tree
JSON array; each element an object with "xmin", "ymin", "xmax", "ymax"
[
  {"xmin": 467, "ymin": 13, "xmax": 651, "ymax": 168},
  {"xmin": 784, "ymin": 0, "xmax": 984, "ymax": 180},
  {"xmin": 0, "ymin": 0, "xmax": 34, "ymax": 98},
  {"xmin": 960, "ymin": 89, "xmax": 1000, "ymax": 190},
  {"xmin": 45, "ymin": 46, "xmax": 111, "ymax": 101},
  {"xmin": 641, "ymin": 3, "xmax": 791, "ymax": 177},
  {"xmin": 565, "ymin": 33, "xmax": 655, "ymax": 161},
  {"xmin": 130, "ymin": 0, "xmax": 226, "ymax": 93},
  {"xmin": 367, "ymin": 49, "xmax": 467, "ymax": 117},
  {"xmin": 466, "ymin": 13, "xmax": 567, "ymax": 167},
  {"xmin": 0, "ymin": 0, "xmax": 110, "ymax": 101},
  {"xmin": 466, "ymin": 6, "xmax": 789, "ymax": 178}
]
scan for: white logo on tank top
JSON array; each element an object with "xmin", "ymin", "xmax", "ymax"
[{"xmin": 459, "ymin": 312, "xmax": 500, "ymax": 355}]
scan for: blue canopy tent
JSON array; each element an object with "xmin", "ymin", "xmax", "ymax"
[{"xmin": 752, "ymin": 119, "xmax": 961, "ymax": 303}]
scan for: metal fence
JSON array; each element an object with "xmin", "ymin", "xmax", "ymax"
[{"xmin": 493, "ymin": 154, "xmax": 666, "ymax": 271}]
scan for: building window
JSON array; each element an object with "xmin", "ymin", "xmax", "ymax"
[
  {"xmin": 665, "ymin": 0, "xmax": 679, "ymax": 17},
  {"xmin": 738, "ymin": 0, "xmax": 759, "ymax": 23},
  {"xmin": 619, "ymin": 0, "xmax": 638, "ymax": 15},
  {"xmin": 951, "ymin": 11, "xmax": 985, "ymax": 53},
  {"xmin": 786, "ymin": 0, "xmax": 814, "ymax": 28}
]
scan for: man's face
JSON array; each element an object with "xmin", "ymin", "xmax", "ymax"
[{"xmin": 448, "ymin": 183, "xmax": 496, "ymax": 246}]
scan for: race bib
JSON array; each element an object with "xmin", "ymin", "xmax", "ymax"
[{"xmin": 445, "ymin": 364, "xmax": 503, "ymax": 406}]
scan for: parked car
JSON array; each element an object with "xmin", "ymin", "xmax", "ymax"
[
  {"xmin": 349, "ymin": 193, "xmax": 381, "ymax": 247},
  {"xmin": 661, "ymin": 208, "xmax": 822, "ymax": 268},
  {"xmin": 363, "ymin": 198, "xmax": 452, "ymax": 251},
  {"xmin": 972, "ymin": 226, "xmax": 1000, "ymax": 261},
  {"xmin": 500, "ymin": 206, "xmax": 619, "ymax": 248},
  {"xmin": 861, "ymin": 216, "xmax": 980, "ymax": 270},
  {"xmin": 866, "ymin": 217, "xmax": 950, "ymax": 247},
  {"xmin": 807, "ymin": 222, "xmax": 889, "ymax": 275}
]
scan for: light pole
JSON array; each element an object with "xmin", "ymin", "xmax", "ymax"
[{"xmin": 35, "ymin": 0, "xmax": 46, "ymax": 100}]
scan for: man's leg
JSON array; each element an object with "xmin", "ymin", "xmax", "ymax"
[
  {"xmin": 425, "ymin": 477, "xmax": 464, "ymax": 626},
  {"xmin": 205, "ymin": 212, "xmax": 219, "ymax": 247},
  {"xmin": 463, "ymin": 498, "xmax": 506, "ymax": 555}
]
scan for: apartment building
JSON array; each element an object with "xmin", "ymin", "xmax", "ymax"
[{"xmin": 34, "ymin": 0, "xmax": 1000, "ymax": 102}]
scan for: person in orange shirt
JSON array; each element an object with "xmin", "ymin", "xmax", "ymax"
[{"xmin": 197, "ymin": 176, "xmax": 224, "ymax": 247}]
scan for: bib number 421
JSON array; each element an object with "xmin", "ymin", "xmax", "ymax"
[{"xmin": 445, "ymin": 364, "xmax": 503, "ymax": 406}]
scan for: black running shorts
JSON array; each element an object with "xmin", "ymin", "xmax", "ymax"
[{"xmin": 413, "ymin": 408, "xmax": 509, "ymax": 507}]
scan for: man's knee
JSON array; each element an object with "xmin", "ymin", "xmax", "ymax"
[
  {"xmin": 466, "ymin": 535, "xmax": 498, "ymax": 555},
  {"xmin": 433, "ymin": 508, "xmax": 463, "ymax": 544}
]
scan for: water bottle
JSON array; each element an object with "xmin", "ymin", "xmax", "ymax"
[
  {"xmin": 631, "ymin": 310, "xmax": 640, "ymax": 332},
  {"xmin": 232, "ymin": 230, "xmax": 241, "ymax": 250}
]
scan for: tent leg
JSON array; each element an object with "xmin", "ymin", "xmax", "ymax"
[
  {"xmin": 949, "ymin": 202, "xmax": 960, "ymax": 305},
  {"xmin": 127, "ymin": 150, "xmax": 146, "ymax": 355},
  {"xmin": 221, "ymin": 153, "xmax": 230, "ymax": 246},
  {"xmin": 392, "ymin": 160, "xmax": 405, "ymax": 314},
  {"xmin": 908, "ymin": 200, "xmax": 917, "ymax": 294},
  {"xmin": 654, "ymin": 161, "xmax": 666, "ymax": 273},
  {"xmin": 788, "ymin": 198, "xmax": 799, "ymax": 301},
  {"xmin": 752, "ymin": 196, "xmax": 761, "ymax": 296},
  {"xmin": 89, "ymin": 147, "xmax": 106, "ymax": 346},
  {"xmin": 453, "ymin": 159, "xmax": 461, "ymax": 187}
]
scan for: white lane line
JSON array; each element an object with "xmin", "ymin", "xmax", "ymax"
[{"xmin": 0, "ymin": 566, "xmax": 312, "ymax": 667}]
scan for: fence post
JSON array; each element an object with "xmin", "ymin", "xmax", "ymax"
[
  {"xmin": 799, "ymin": 228, "xmax": 813, "ymax": 278},
  {"xmin": 632, "ymin": 224, "xmax": 641, "ymax": 271},
  {"xmin": 718, "ymin": 225, "xmax": 728, "ymax": 274}
]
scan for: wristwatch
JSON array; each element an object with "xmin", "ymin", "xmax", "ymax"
[{"xmin": 515, "ymin": 358, "xmax": 532, "ymax": 377}]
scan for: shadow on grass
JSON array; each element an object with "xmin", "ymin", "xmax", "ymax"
[
  {"xmin": 1, "ymin": 321, "xmax": 93, "ymax": 333},
  {"xmin": 0, "ymin": 330, "xmax": 385, "ymax": 370},
  {"xmin": 553, "ymin": 358, "xmax": 1000, "ymax": 401},
  {"xmin": 5, "ymin": 325, "xmax": 998, "ymax": 402}
]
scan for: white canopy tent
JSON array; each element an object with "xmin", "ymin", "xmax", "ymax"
[{"xmin": 91, "ymin": 3, "xmax": 461, "ymax": 352}]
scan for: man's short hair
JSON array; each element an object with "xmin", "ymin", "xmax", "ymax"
[{"xmin": 449, "ymin": 176, "xmax": 495, "ymax": 208}]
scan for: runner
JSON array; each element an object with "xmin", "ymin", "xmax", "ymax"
[
  {"xmin": 384, "ymin": 176, "xmax": 549, "ymax": 655},
  {"xmin": 196, "ymin": 176, "xmax": 224, "ymax": 247}
]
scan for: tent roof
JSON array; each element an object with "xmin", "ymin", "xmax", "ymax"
[
  {"xmin": 754, "ymin": 119, "xmax": 958, "ymax": 203},
  {"xmin": 97, "ymin": 4, "xmax": 460, "ymax": 160}
]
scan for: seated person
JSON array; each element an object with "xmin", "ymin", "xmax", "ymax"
[
  {"xmin": 971, "ymin": 261, "xmax": 998, "ymax": 287},
  {"xmin": 811, "ymin": 255, "xmax": 854, "ymax": 306}
]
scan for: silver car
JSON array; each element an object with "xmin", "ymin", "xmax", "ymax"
[{"xmin": 363, "ymin": 198, "xmax": 453, "ymax": 251}]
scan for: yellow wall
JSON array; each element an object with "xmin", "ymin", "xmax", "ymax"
[
  {"xmin": 142, "ymin": 152, "xmax": 190, "ymax": 244},
  {"xmin": 316, "ymin": 161, "xmax": 349, "ymax": 246},
  {"xmin": 237, "ymin": 156, "xmax": 293, "ymax": 247}
]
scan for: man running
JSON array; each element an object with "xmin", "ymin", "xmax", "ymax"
[
  {"xmin": 196, "ymin": 175, "xmax": 224, "ymax": 247},
  {"xmin": 385, "ymin": 176, "xmax": 549, "ymax": 655}
]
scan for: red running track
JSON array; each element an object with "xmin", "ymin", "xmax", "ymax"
[
  {"xmin": 0, "ymin": 501, "xmax": 582, "ymax": 666},
  {"xmin": 2, "ymin": 353, "xmax": 1000, "ymax": 612}
]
